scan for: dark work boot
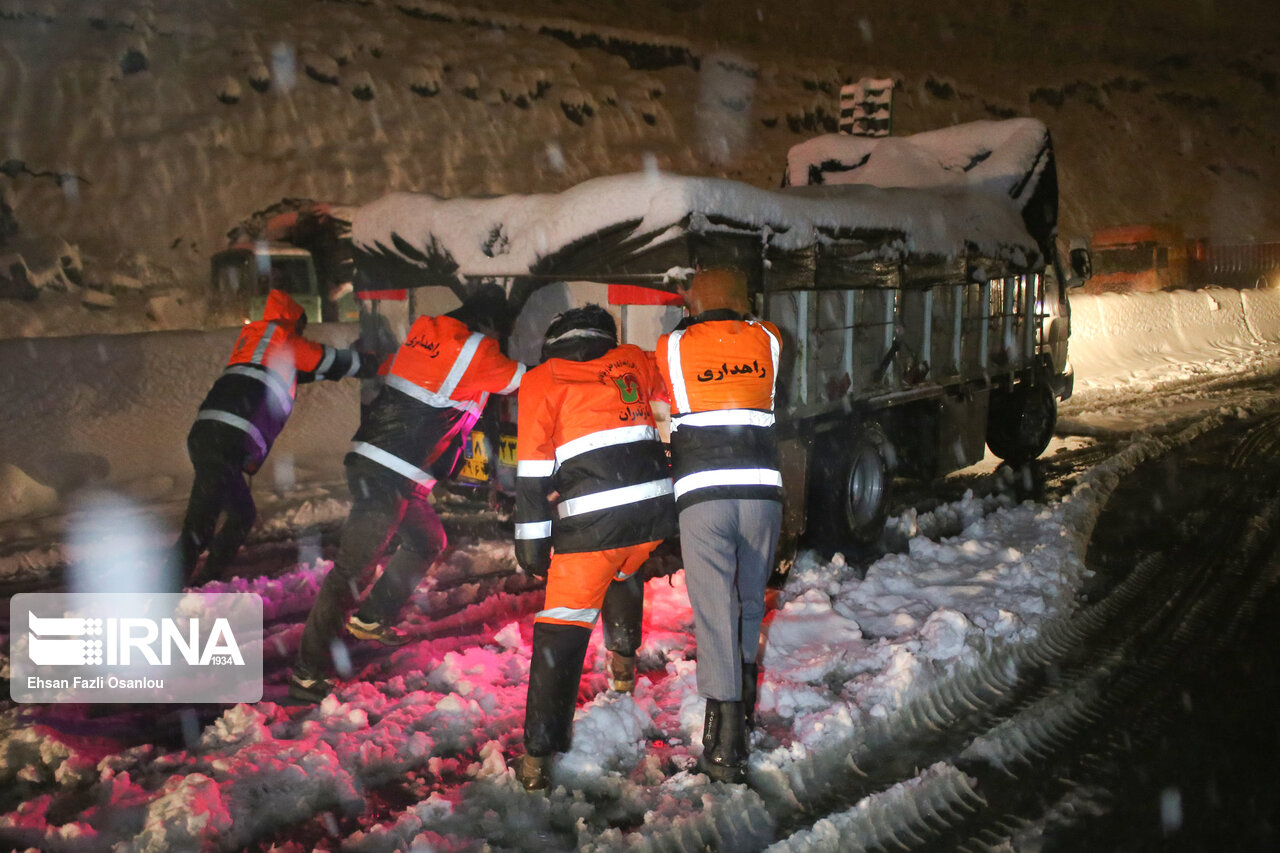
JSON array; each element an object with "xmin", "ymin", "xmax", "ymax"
[
  {"xmin": 601, "ymin": 572, "xmax": 644, "ymax": 656},
  {"xmin": 514, "ymin": 753, "xmax": 551, "ymax": 792},
  {"xmin": 742, "ymin": 662, "xmax": 759, "ymax": 730},
  {"xmin": 698, "ymin": 699, "xmax": 747, "ymax": 784},
  {"xmin": 523, "ymin": 622, "xmax": 592, "ymax": 757},
  {"xmin": 202, "ymin": 525, "xmax": 246, "ymax": 580},
  {"xmin": 346, "ymin": 614, "xmax": 411, "ymax": 646},
  {"xmin": 606, "ymin": 651, "xmax": 636, "ymax": 693},
  {"xmin": 288, "ymin": 665, "xmax": 334, "ymax": 704},
  {"xmin": 174, "ymin": 532, "xmax": 203, "ymax": 582}
]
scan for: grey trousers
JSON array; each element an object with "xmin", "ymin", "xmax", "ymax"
[{"xmin": 680, "ymin": 498, "xmax": 782, "ymax": 701}]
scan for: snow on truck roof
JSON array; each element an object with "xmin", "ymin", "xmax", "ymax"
[
  {"xmin": 784, "ymin": 118, "xmax": 1053, "ymax": 196},
  {"xmin": 351, "ymin": 119, "xmax": 1056, "ymax": 293}
]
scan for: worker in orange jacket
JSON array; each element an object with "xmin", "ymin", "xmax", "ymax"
[
  {"xmin": 176, "ymin": 289, "xmax": 373, "ymax": 584},
  {"xmin": 513, "ymin": 304, "xmax": 677, "ymax": 791},
  {"xmin": 655, "ymin": 267, "xmax": 783, "ymax": 784},
  {"xmin": 290, "ymin": 284, "xmax": 526, "ymax": 703}
]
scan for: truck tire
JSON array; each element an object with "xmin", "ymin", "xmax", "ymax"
[
  {"xmin": 986, "ymin": 380, "xmax": 1056, "ymax": 464},
  {"xmin": 809, "ymin": 422, "xmax": 891, "ymax": 550}
]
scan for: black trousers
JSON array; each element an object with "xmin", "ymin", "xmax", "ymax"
[
  {"xmin": 296, "ymin": 467, "xmax": 447, "ymax": 675},
  {"xmin": 175, "ymin": 447, "xmax": 256, "ymax": 581},
  {"xmin": 523, "ymin": 572, "xmax": 643, "ymax": 757}
]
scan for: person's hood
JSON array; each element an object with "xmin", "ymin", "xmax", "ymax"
[{"xmin": 263, "ymin": 289, "xmax": 307, "ymax": 330}]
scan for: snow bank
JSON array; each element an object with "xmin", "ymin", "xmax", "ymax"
[
  {"xmin": 1242, "ymin": 288, "xmax": 1280, "ymax": 341},
  {"xmin": 1068, "ymin": 287, "xmax": 1280, "ymax": 390}
]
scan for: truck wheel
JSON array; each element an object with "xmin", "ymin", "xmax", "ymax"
[
  {"xmin": 810, "ymin": 422, "xmax": 891, "ymax": 549},
  {"xmin": 986, "ymin": 380, "xmax": 1056, "ymax": 464}
]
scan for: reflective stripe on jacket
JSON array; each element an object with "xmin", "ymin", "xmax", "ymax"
[
  {"xmin": 656, "ymin": 311, "xmax": 783, "ymax": 510},
  {"xmin": 347, "ymin": 314, "xmax": 525, "ymax": 488},
  {"xmin": 515, "ymin": 343, "xmax": 676, "ymax": 566},
  {"xmin": 192, "ymin": 290, "xmax": 364, "ymax": 472}
]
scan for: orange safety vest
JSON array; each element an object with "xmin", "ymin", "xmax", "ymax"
[
  {"xmin": 348, "ymin": 314, "xmax": 525, "ymax": 489},
  {"xmin": 230, "ymin": 289, "xmax": 326, "ymax": 384},
  {"xmin": 194, "ymin": 290, "xmax": 362, "ymax": 470},
  {"xmin": 383, "ymin": 314, "xmax": 523, "ymax": 410},
  {"xmin": 655, "ymin": 313, "xmax": 783, "ymax": 509}
]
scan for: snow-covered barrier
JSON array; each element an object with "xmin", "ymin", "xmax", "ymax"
[
  {"xmin": 1242, "ymin": 288, "xmax": 1280, "ymax": 341},
  {"xmin": 0, "ymin": 324, "xmax": 361, "ymax": 524},
  {"xmin": 1067, "ymin": 287, "xmax": 1280, "ymax": 390}
]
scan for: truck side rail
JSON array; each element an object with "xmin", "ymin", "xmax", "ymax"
[{"xmin": 762, "ymin": 263, "xmax": 1051, "ymax": 424}]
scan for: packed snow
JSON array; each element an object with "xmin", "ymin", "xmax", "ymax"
[{"xmin": 3, "ymin": 285, "xmax": 1280, "ymax": 850}]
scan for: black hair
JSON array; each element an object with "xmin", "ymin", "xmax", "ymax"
[
  {"xmin": 540, "ymin": 304, "xmax": 617, "ymax": 362},
  {"xmin": 447, "ymin": 283, "xmax": 512, "ymax": 335}
]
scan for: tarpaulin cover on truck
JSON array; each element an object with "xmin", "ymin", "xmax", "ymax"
[
  {"xmin": 784, "ymin": 118, "xmax": 1059, "ymax": 266},
  {"xmin": 350, "ymin": 118, "xmax": 1057, "ymax": 299}
]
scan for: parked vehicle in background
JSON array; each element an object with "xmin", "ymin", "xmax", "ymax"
[
  {"xmin": 1086, "ymin": 223, "xmax": 1280, "ymax": 294},
  {"xmin": 1188, "ymin": 238, "xmax": 1280, "ymax": 290},
  {"xmin": 342, "ymin": 118, "xmax": 1089, "ymax": 557},
  {"xmin": 1085, "ymin": 223, "xmax": 1188, "ymax": 294}
]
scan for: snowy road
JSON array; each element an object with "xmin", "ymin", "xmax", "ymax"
[
  {"xmin": 766, "ymin": 404, "xmax": 1280, "ymax": 851},
  {"xmin": 5, "ymin": 289, "xmax": 1280, "ymax": 851}
]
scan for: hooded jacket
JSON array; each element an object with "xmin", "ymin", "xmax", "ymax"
[
  {"xmin": 346, "ymin": 313, "xmax": 526, "ymax": 492},
  {"xmin": 190, "ymin": 289, "xmax": 369, "ymax": 472},
  {"xmin": 514, "ymin": 339, "xmax": 677, "ymax": 572}
]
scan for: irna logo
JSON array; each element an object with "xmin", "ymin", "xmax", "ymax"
[
  {"xmin": 27, "ymin": 612, "xmax": 244, "ymax": 667},
  {"xmin": 12, "ymin": 592, "xmax": 264, "ymax": 704}
]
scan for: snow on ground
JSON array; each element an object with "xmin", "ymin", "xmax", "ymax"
[{"xmin": 3, "ymin": 286, "xmax": 1280, "ymax": 850}]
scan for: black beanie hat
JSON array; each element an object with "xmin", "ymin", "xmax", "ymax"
[
  {"xmin": 447, "ymin": 283, "xmax": 512, "ymax": 335},
  {"xmin": 542, "ymin": 304, "xmax": 617, "ymax": 348}
]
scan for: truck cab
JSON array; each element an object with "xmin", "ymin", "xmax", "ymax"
[
  {"xmin": 210, "ymin": 242, "xmax": 360, "ymax": 324},
  {"xmin": 1085, "ymin": 224, "xmax": 1187, "ymax": 293}
]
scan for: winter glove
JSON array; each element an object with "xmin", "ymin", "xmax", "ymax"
[
  {"xmin": 521, "ymin": 562, "xmax": 549, "ymax": 580},
  {"xmin": 354, "ymin": 351, "xmax": 383, "ymax": 379},
  {"xmin": 515, "ymin": 539, "xmax": 551, "ymax": 579}
]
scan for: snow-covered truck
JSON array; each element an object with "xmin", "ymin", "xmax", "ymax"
[{"xmin": 347, "ymin": 118, "xmax": 1089, "ymax": 551}]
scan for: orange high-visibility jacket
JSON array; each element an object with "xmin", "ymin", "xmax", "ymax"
[
  {"xmin": 192, "ymin": 289, "xmax": 367, "ymax": 471},
  {"xmin": 514, "ymin": 343, "xmax": 677, "ymax": 570},
  {"xmin": 347, "ymin": 314, "xmax": 525, "ymax": 490},
  {"xmin": 655, "ymin": 310, "xmax": 783, "ymax": 511}
]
